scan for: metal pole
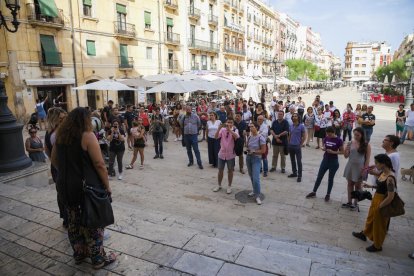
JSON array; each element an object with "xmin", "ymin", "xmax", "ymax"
[
  {"xmin": 157, "ymin": 0, "xmax": 162, "ymax": 74},
  {"xmin": 405, "ymin": 63, "xmax": 414, "ymax": 106},
  {"xmin": 69, "ymin": 0, "xmax": 79, "ymax": 107}
]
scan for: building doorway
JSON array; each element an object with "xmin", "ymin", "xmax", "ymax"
[{"xmin": 36, "ymin": 86, "xmax": 67, "ymax": 111}]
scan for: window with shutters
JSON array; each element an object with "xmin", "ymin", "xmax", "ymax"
[
  {"xmin": 83, "ymin": 0, "xmax": 92, "ymax": 17},
  {"xmin": 144, "ymin": 11, "xmax": 151, "ymax": 29},
  {"xmin": 116, "ymin": 4, "xmax": 127, "ymax": 31},
  {"xmin": 86, "ymin": 40, "xmax": 96, "ymax": 56},
  {"xmin": 146, "ymin": 47, "xmax": 152, "ymax": 59}
]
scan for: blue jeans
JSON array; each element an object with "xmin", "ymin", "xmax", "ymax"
[
  {"xmin": 261, "ymin": 157, "xmax": 268, "ymax": 173},
  {"xmin": 184, "ymin": 134, "xmax": 202, "ymax": 165},
  {"xmin": 288, "ymin": 145, "xmax": 302, "ymax": 177},
  {"xmin": 363, "ymin": 127, "xmax": 373, "ymax": 143},
  {"xmin": 246, "ymin": 154, "xmax": 261, "ymax": 195},
  {"xmin": 207, "ymin": 137, "xmax": 220, "ymax": 167},
  {"xmin": 400, "ymin": 125, "xmax": 414, "ymax": 143},
  {"xmin": 342, "ymin": 124, "xmax": 352, "ymax": 142},
  {"xmin": 312, "ymin": 158, "xmax": 339, "ymax": 195},
  {"xmin": 153, "ymin": 132, "xmax": 164, "ymax": 155}
]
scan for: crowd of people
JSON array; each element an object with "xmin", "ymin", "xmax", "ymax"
[{"xmin": 25, "ymin": 90, "xmax": 414, "ymax": 268}]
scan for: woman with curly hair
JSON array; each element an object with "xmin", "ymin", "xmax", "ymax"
[{"xmin": 51, "ymin": 107, "xmax": 116, "ymax": 269}]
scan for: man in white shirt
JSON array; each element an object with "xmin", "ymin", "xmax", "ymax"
[
  {"xmin": 400, "ymin": 103, "xmax": 414, "ymax": 144},
  {"xmin": 241, "ymin": 104, "xmax": 252, "ymax": 124},
  {"xmin": 328, "ymin": 101, "xmax": 336, "ymax": 112},
  {"xmin": 284, "ymin": 106, "xmax": 295, "ymax": 127},
  {"xmin": 269, "ymin": 103, "xmax": 280, "ymax": 123},
  {"xmin": 257, "ymin": 115, "xmax": 269, "ymax": 177},
  {"xmin": 270, "ymin": 96, "xmax": 278, "ymax": 110}
]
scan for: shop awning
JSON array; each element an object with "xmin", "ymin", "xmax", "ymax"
[
  {"xmin": 25, "ymin": 78, "xmax": 75, "ymax": 86},
  {"xmin": 38, "ymin": 0, "xmax": 59, "ymax": 17}
]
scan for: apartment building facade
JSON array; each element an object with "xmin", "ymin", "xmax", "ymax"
[
  {"xmin": 343, "ymin": 41, "xmax": 392, "ymax": 84},
  {"xmin": 245, "ymin": 0, "xmax": 276, "ymax": 77},
  {"xmin": 394, "ymin": 33, "xmax": 414, "ymax": 61}
]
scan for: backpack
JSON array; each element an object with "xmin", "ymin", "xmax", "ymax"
[{"xmin": 234, "ymin": 136, "xmax": 244, "ymax": 156}]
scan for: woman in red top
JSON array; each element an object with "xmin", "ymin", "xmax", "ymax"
[
  {"xmin": 197, "ymin": 99, "xmax": 209, "ymax": 141},
  {"xmin": 138, "ymin": 107, "xmax": 151, "ymax": 132},
  {"xmin": 342, "ymin": 104, "xmax": 356, "ymax": 142}
]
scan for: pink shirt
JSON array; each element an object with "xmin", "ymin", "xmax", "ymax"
[{"xmin": 218, "ymin": 127, "xmax": 239, "ymax": 160}]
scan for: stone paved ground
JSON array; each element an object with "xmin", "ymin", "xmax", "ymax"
[{"xmin": 1, "ymin": 87, "xmax": 414, "ymax": 275}]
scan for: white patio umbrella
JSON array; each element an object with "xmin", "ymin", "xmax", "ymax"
[
  {"xmin": 143, "ymin": 74, "xmax": 180, "ymax": 82},
  {"xmin": 144, "ymin": 78, "xmax": 202, "ymax": 94},
  {"xmin": 210, "ymin": 79, "xmax": 238, "ymax": 91},
  {"xmin": 242, "ymin": 83, "xmax": 260, "ymax": 102},
  {"xmin": 257, "ymin": 77, "xmax": 274, "ymax": 84},
  {"xmin": 118, "ymin": 78, "xmax": 156, "ymax": 88},
  {"xmin": 383, "ymin": 75, "xmax": 389, "ymax": 86},
  {"xmin": 72, "ymin": 79, "xmax": 137, "ymax": 103},
  {"xmin": 200, "ymin": 74, "xmax": 227, "ymax": 81},
  {"xmin": 391, "ymin": 75, "xmax": 396, "ymax": 85}
]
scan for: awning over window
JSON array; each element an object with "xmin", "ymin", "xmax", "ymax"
[
  {"xmin": 86, "ymin": 40, "xmax": 96, "ymax": 56},
  {"xmin": 116, "ymin": 3, "xmax": 127, "ymax": 14},
  {"xmin": 83, "ymin": 0, "xmax": 92, "ymax": 6},
  {"xmin": 144, "ymin": 11, "xmax": 151, "ymax": 25},
  {"xmin": 166, "ymin": 17, "xmax": 173, "ymax": 27},
  {"xmin": 40, "ymin": 35, "xmax": 60, "ymax": 65},
  {"xmin": 120, "ymin": 44, "xmax": 128, "ymax": 65},
  {"xmin": 38, "ymin": 0, "xmax": 59, "ymax": 17}
]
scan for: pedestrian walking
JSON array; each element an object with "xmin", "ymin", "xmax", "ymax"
[
  {"xmin": 287, "ymin": 113, "xmax": 307, "ymax": 182},
  {"xmin": 297, "ymin": 96, "xmax": 306, "ymax": 123},
  {"xmin": 332, "ymin": 109, "xmax": 343, "ymax": 137},
  {"xmin": 245, "ymin": 122, "xmax": 266, "ymax": 205},
  {"xmin": 151, "ymin": 107, "xmax": 165, "ymax": 159},
  {"xmin": 123, "ymin": 104, "xmax": 135, "ymax": 150},
  {"xmin": 126, "ymin": 120, "xmax": 146, "ymax": 170},
  {"xmin": 352, "ymin": 154, "xmax": 397, "ymax": 252},
  {"xmin": 314, "ymin": 107, "xmax": 328, "ymax": 149},
  {"xmin": 257, "ymin": 115, "xmax": 269, "ymax": 177},
  {"xmin": 400, "ymin": 103, "xmax": 414, "ymax": 144},
  {"xmin": 306, "ymin": 126, "xmax": 344, "ymax": 201},
  {"xmin": 303, "ymin": 107, "xmax": 315, "ymax": 147},
  {"xmin": 107, "ymin": 120, "xmax": 125, "ymax": 180},
  {"xmin": 102, "ymin": 100, "xmax": 114, "ymax": 128},
  {"xmin": 25, "ymin": 126, "xmax": 46, "ymax": 162},
  {"xmin": 395, "ymin": 104, "xmax": 406, "ymax": 138},
  {"xmin": 342, "ymin": 127, "xmax": 371, "ymax": 210},
  {"xmin": 270, "ymin": 111, "xmax": 289, "ymax": 173},
  {"xmin": 234, "ymin": 112, "xmax": 247, "ymax": 174},
  {"xmin": 181, "ymin": 106, "xmax": 203, "ymax": 169},
  {"xmin": 206, "ymin": 112, "xmax": 221, "ymax": 168},
  {"xmin": 358, "ymin": 105, "xmax": 376, "ymax": 143},
  {"xmin": 160, "ymin": 101, "xmax": 170, "ymax": 142},
  {"xmin": 197, "ymin": 99, "xmax": 209, "ymax": 141},
  {"xmin": 35, "ymin": 96, "xmax": 48, "ymax": 130},
  {"xmin": 51, "ymin": 107, "xmax": 116, "ymax": 269},
  {"xmin": 213, "ymin": 118, "xmax": 239, "ymax": 194},
  {"xmin": 138, "ymin": 107, "xmax": 151, "ymax": 132},
  {"xmin": 342, "ymin": 105, "xmax": 355, "ymax": 142}
]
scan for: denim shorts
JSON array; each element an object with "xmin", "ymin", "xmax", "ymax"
[{"xmin": 218, "ymin": 158, "xmax": 235, "ymax": 171}]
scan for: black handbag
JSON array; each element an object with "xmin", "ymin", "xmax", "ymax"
[{"xmin": 81, "ymin": 184, "xmax": 114, "ymax": 228}]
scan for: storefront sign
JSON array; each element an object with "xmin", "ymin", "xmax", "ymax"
[{"xmin": 25, "ymin": 78, "xmax": 75, "ymax": 86}]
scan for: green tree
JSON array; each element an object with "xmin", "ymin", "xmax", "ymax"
[
  {"xmin": 375, "ymin": 57, "xmax": 410, "ymax": 83},
  {"xmin": 285, "ymin": 59, "xmax": 318, "ymax": 81}
]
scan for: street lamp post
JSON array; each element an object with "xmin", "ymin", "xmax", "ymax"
[
  {"xmin": 405, "ymin": 54, "xmax": 414, "ymax": 106},
  {"xmin": 0, "ymin": 1, "xmax": 32, "ymax": 173},
  {"xmin": 0, "ymin": 0, "xmax": 20, "ymax": 33},
  {"xmin": 272, "ymin": 55, "xmax": 281, "ymax": 94}
]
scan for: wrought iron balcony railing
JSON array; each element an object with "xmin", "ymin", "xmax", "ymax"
[
  {"xmin": 119, "ymin": 56, "xmax": 134, "ymax": 69},
  {"xmin": 188, "ymin": 39, "xmax": 219, "ymax": 52},
  {"xmin": 26, "ymin": 3, "xmax": 64, "ymax": 28},
  {"xmin": 114, "ymin": 22, "xmax": 136, "ymax": 38}
]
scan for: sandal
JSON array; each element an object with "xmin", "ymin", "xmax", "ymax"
[
  {"xmin": 125, "ymin": 165, "xmax": 133, "ymax": 169},
  {"xmin": 74, "ymin": 255, "xmax": 87, "ymax": 265},
  {"xmin": 139, "ymin": 165, "xmax": 144, "ymax": 169},
  {"xmin": 93, "ymin": 252, "xmax": 117, "ymax": 270}
]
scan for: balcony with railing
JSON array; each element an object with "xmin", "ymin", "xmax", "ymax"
[
  {"xmin": 26, "ymin": 3, "xmax": 64, "ymax": 29},
  {"xmin": 39, "ymin": 51, "xmax": 63, "ymax": 69},
  {"xmin": 223, "ymin": 46, "xmax": 246, "ymax": 56},
  {"xmin": 188, "ymin": 7, "xmax": 201, "ymax": 20},
  {"xmin": 168, "ymin": 59, "xmax": 179, "ymax": 71},
  {"xmin": 165, "ymin": 32, "xmax": 180, "ymax": 45},
  {"xmin": 208, "ymin": 14, "xmax": 218, "ymax": 25},
  {"xmin": 114, "ymin": 22, "xmax": 136, "ymax": 39},
  {"xmin": 164, "ymin": 0, "xmax": 178, "ymax": 10},
  {"xmin": 188, "ymin": 39, "xmax": 219, "ymax": 53},
  {"xmin": 223, "ymin": 19, "xmax": 244, "ymax": 34},
  {"xmin": 119, "ymin": 57, "xmax": 134, "ymax": 69}
]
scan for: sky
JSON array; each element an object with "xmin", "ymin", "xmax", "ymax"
[{"xmin": 269, "ymin": 0, "xmax": 414, "ymax": 60}]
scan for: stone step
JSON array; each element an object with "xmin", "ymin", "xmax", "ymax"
[{"xmin": 111, "ymin": 202, "xmax": 414, "ymax": 274}]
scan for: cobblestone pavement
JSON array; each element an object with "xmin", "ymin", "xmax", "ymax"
[{"xmin": 1, "ymin": 87, "xmax": 414, "ymax": 275}]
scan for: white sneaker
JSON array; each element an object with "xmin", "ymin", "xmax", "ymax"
[
  {"xmin": 178, "ymin": 137, "xmax": 182, "ymax": 141},
  {"xmin": 248, "ymin": 192, "xmax": 254, "ymax": 197},
  {"xmin": 213, "ymin": 186, "xmax": 221, "ymax": 192},
  {"xmin": 256, "ymin": 197, "xmax": 262, "ymax": 205},
  {"xmin": 118, "ymin": 174, "xmax": 123, "ymax": 180},
  {"xmin": 226, "ymin": 187, "xmax": 232, "ymax": 194},
  {"xmin": 174, "ymin": 138, "xmax": 178, "ymax": 142}
]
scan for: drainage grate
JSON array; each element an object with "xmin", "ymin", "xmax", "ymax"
[{"xmin": 235, "ymin": 190, "xmax": 265, "ymax": 203}]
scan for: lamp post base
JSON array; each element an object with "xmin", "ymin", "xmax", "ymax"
[
  {"xmin": 405, "ymin": 95, "xmax": 413, "ymax": 106},
  {"xmin": 0, "ymin": 81, "xmax": 32, "ymax": 173}
]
